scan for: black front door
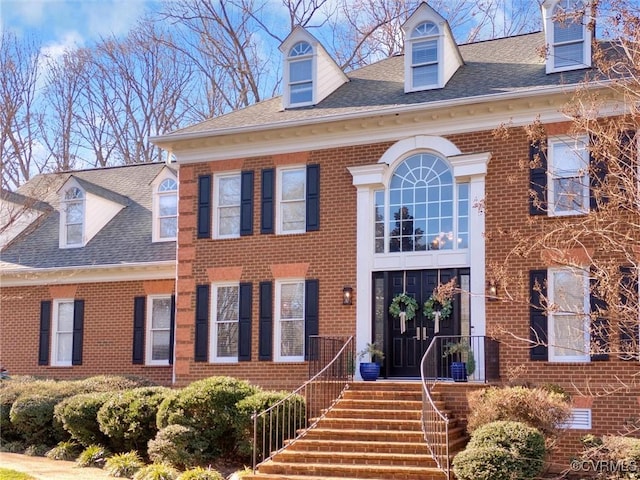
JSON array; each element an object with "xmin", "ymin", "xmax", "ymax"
[{"xmin": 378, "ymin": 269, "xmax": 463, "ymax": 378}]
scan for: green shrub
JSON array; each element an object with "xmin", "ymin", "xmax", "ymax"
[
  {"xmin": 0, "ymin": 378, "xmax": 52, "ymax": 442},
  {"xmin": 235, "ymin": 390, "xmax": 306, "ymax": 460},
  {"xmin": 77, "ymin": 375, "xmax": 154, "ymax": 392},
  {"xmin": 45, "ymin": 440, "xmax": 80, "ymax": 460},
  {"xmin": 105, "ymin": 451, "xmax": 144, "ymax": 478},
  {"xmin": 466, "ymin": 386, "xmax": 571, "ymax": 438},
  {"xmin": 77, "ymin": 444, "xmax": 110, "ymax": 468},
  {"xmin": 466, "ymin": 420, "xmax": 546, "ymax": 479},
  {"xmin": 132, "ymin": 463, "xmax": 179, "ymax": 480},
  {"xmin": 147, "ymin": 425, "xmax": 207, "ymax": 470},
  {"xmin": 0, "ymin": 440, "xmax": 25, "ymax": 453},
  {"xmin": 453, "ymin": 446, "xmax": 521, "ymax": 480},
  {"xmin": 98, "ymin": 386, "xmax": 169, "ymax": 455},
  {"xmin": 156, "ymin": 377, "xmax": 258, "ymax": 459},
  {"xmin": 23, "ymin": 444, "xmax": 48, "ymax": 456},
  {"xmin": 54, "ymin": 391, "xmax": 112, "ymax": 447},
  {"xmin": 176, "ymin": 467, "xmax": 225, "ymax": 480}
]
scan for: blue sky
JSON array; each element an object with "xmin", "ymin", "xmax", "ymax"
[{"xmin": 2, "ymin": 0, "xmax": 158, "ymax": 50}]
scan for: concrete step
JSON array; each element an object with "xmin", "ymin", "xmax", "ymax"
[{"xmin": 256, "ymin": 460, "xmax": 447, "ymax": 479}]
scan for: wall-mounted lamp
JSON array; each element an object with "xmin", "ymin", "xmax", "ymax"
[
  {"xmin": 342, "ymin": 286, "xmax": 353, "ymax": 305},
  {"xmin": 487, "ymin": 281, "xmax": 498, "ymax": 300}
]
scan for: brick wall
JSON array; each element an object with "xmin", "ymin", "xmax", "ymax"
[{"xmin": 0, "ymin": 279, "xmax": 174, "ymax": 386}]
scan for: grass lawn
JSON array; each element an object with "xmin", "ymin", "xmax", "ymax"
[{"xmin": 0, "ymin": 468, "xmax": 35, "ymax": 480}]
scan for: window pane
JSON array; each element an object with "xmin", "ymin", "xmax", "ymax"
[
  {"xmin": 554, "ymin": 270, "xmax": 585, "ymax": 312},
  {"xmin": 281, "ymin": 283, "xmax": 304, "ymax": 319},
  {"xmin": 412, "ymin": 40, "xmax": 437, "ymax": 64},
  {"xmin": 554, "ymin": 314, "xmax": 586, "ymax": 356},
  {"xmin": 281, "ymin": 202, "xmax": 305, "ymax": 231},
  {"xmin": 217, "ymin": 286, "xmax": 239, "ymax": 321},
  {"xmin": 67, "ymin": 225, "xmax": 82, "ymax": 244},
  {"xmin": 554, "ymin": 177, "xmax": 585, "ymax": 211},
  {"xmin": 219, "ymin": 176, "xmax": 241, "ymax": 206},
  {"xmin": 151, "ymin": 331, "xmax": 170, "ymax": 361},
  {"xmin": 67, "ymin": 203, "xmax": 83, "ymax": 223},
  {"xmin": 282, "ymin": 170, "xmax": 305, "ymax": 200},
  {"xmin": 57, "ymin": 332, "xmax": 73, "ymax": 363},
  {"xmin": 291, "ymin": 84, "xmax": 312, "ymax": 104},
  {"xmin": 554, "ymin": 42, "xmax": 584, "ymax": 67},
  {"xmin": 152, "ymin": 298, "xmax": 172, "ymax": 329},
  {"xmin": 217, "ymin": 322, "xmax": 238, "ymax": 357},
  {"xmin": 219, "ymin": 206, "xmax": 241, "ymax": 236},
  {"xmin": 159, "ymin": 194, "xmax": 177, "ymax": 216},
  {"xmin": 290, "ymin": 59, "xmax": 312, "ymax": 82},
  {"xmin": 160, "ymin": 218, "xmax": 177, "ymax": 238},
  {"xmin": 414, "ymin": 63, "xmax": 438, "ymax": 87},
  {"xmin": 58, "ymin": 302, "xmax": 74, "ymax": 331},
  {"xmin": 280, "ymin": 319, "xmax": 304, "ymax": 357},
  {"xmin": 158, "ymin": 179, "xmax": 177, "ymax": 192},
  {"xmin": 554, "ymin": 20, "xmax": 583, "ymax": 43}
]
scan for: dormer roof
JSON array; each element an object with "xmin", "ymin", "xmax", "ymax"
[{"xmin": 279, "ymin": 26, "xmax": 348, "ymax": 109}]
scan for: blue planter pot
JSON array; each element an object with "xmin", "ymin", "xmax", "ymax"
[
  {"xmin": 451, "ymin": 362, "xmax": 468, "ymax": 382},
  {"xmin": 359, "ymin": 362, "xmax": 380, "ymax": 381}
]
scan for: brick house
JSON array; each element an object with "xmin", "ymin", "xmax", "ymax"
[{"xmin": 1, "ymin": 163, "xmax": 178, "ymax": 386}]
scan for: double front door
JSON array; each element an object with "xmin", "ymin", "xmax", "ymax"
[{"xmin": 372, "ymin": 268, "xmax": 469, "ymax": 378}]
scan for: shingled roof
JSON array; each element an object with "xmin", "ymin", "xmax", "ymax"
[
  {"xmin": 164, "ymin": 31, "xmax": 592, "ymax": 138},
  {"xmin": 0, "ymin": 163, "xmax": 176, "ymax": 270}
]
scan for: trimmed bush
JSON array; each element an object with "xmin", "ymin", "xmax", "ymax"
[
  {"xmin": 147, "ymin": 424, "xmax": 207, "ymax": 470},
  {"xmin": 77, "ymin": 444, "xmax": 110, "ymax": 468},
  {"xmin": 466, "ymin": 386, "xmax": 571, "ymax": 438},
  {"xmin": 24, "ymin": 444, "xmax": 49, "ymax": 456},
  {"xmin": 0, "ymin": 440, "xmax": 25, "ymax": 453},
  {"xmin": 105, "ymin": 451, "xmax": 144, "ymax": 478},
  {"xmin": 235, "ymin": 390, "xmax": 306, "ymax": 460},
  {"xmin": 46, "ymin": 440, "xmax": 80, "ymax": 460},
  {"xmin": 0, "ymin": 378, "xmax": 55, "ymax": 442},
  {"xmin": 176, "ymin": 467, "xmax": 225, "ymax": 480},
  {"xmin": 54, "ymin": 391, "xmax": 112, "ymax": 447},
  {"xmin": 133, "ymin": 463, "xmax": 179, "ymax": 480},
  {"xmin": 453, "ymin": 446, "xmax": 521, "ymax": 480},
  {"xmin": 98, "ymin": 387, "xmax": 169, "ymax": 455},
  {"xmin": 466, "ymin": 420, "xmax": 546, "ymax": 479},
  {"xmin": 156, "ymin": 377, "xmax": 258, "ymax": 459},
  {"xmin": 77, "ymin": 375, "xmax": 153, "ymax": 392}
]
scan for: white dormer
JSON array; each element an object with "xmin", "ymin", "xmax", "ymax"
[
  {"xmin": 0, "ymin": 192, "xmax": 48, "ymax": 249},
  {"xmin": 543, "ymin": 0, "xmax": 592, "ymax": 73},
  {"xmin": 402, "ymin": 2, "xmax": 463, "ymax": 93},
  {"xmin": 279, "ymin": 27, "xmax": 348, "ymax": 109},
  {"xmin": 151, "ymin": 167, "xmax": 178, "ymax": 243},
  {"xmin": 58, "ymin": 176, "xmax": 126, "ymax": 249}
]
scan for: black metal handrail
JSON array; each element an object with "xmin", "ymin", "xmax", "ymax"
[{"xmin": 252, "ymin": 336, "xmax": 354, "ymax": 472}]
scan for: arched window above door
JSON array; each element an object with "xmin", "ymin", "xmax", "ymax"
[{"xmin": 375, "ymin": 152, "xmax": 469, "ymax": 253}]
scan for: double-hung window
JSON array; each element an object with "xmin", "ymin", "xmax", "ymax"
[
  {"xmin": 63, "ymin": 187, "xmax": 84, "ymax": 247},
  {"xmin": 278, "ymin": 167, "xmax": 306, "ymax": 234},
  {"xmin": 288, "ymin": 42, "xmax": 313, "ymax": 106},
  {"xmin": 275, "ymin": 280, "xmax": 305, "ymax": 361},
  {"xmin": 211, "ymin": 284, "xmax": 240, "ymax": 362},
  {"xmin": 410, "ymin": 22, "xmax": 439, "ymax": 89},
  {"xmin": 549, "ymin": 136, "xmax": 589, "ymax": 215},
  {"xmin": 157, "ymin": 179, "xmax": 177, "ymax": 241},
  {"xmin": 146, "ymin": 296, "xmax": 172, "ymax": 365},
  {"xmin": 548, "ymin": 268, "xmax": 590, "ymax": 362},
  {"xmin": 52, "ymin": 299, "xmax": 74, "ymax": 366},
  {"xmin": 548, "ymin": 0, "xmax": 590, "ymax": 72},
  {"xmin": 215, "ymin": 173, "xmax": 241, "ymax": 238}
]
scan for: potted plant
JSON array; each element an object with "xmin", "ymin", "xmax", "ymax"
[
  {"xmin": 442, "ymin": 340, "xmax": 475, "ymax": 382},
  {"xmin": 358, "ymin": 342, "xmax": 385, "ymax": 381}
]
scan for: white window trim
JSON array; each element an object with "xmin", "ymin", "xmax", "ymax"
[
  {"xmin": 276, "ymin": 166, "xmax": 306, "ymax": 235},
  {"xmin": 407, "ymin": 22, "xmax": 441, "ymax": 91},
  {"xmin": 210, "ymin": 283, "xmax": 240, "ymax": 363},
  {"xmin": 213, "ymin": 172, "xmax": 241, "ymax": 240},
  {"xmin": 285, "ymin": 42, "xmax": 315, "ymax": 108},
  {"xmin": 548, "ymin": 267, "xmax": 590, "ymax": 363},
  {"xmin": 145, "ymin": 295, "xmax": 172, "ymax": 366},
  {"xmin": 545, "ymin": 0, "xmax": 591, "ymax": 74},
  {"xmin": 548, "ymin": 135, "xmax": 590, "ymax": 217},
  {"xmin": 152, "ymin": 175, "xmax": 178, "ymax": 243},
  {"xmin": 60, "ymin": 187, "xmax": 86, "ymax": 249},
  {"xmin": 274, "ymin": 279, "xmax": 306, "ymax": 362},
  {"xmin": 52, "ymin": 298, "xmax": 74, "ymax": 367}
]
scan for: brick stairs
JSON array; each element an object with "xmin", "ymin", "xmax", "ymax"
[{"xmin": 246, "ymin": 381, "xmax": 467, "ymax": 480}]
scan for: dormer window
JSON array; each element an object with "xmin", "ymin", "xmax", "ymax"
[
  {"xmin": 154, "ymin": 177, "xmax": 178, "ymax": 242},
  {"xmin": 288, "ymin": 41, "xmax": 313, "ymax": 106},
  {"xmin": 410, "ymin": 22, "xmax": 439, "ymax": 89},
  {"xmin": 63, "ymin": 187, "xmax": 84, "ymax": 247},
  {"xmin": 545, "ymin": 0, "xmax": 591, "ymax": 73}
]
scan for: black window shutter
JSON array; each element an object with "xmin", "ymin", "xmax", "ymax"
[
  {"xmin": 38, "ymin": 300, "xmax": 52, "ymax": 366},
  {"xmin": 169, "ymin": 295, "xmax": 176, "ymax": 365},
  {"xmin": 590, "ymin": 276, "xmax": 609, "ymax": 361},
  {"xmin": 240, "ymin": 171, "xmax": 254, "ymax": 236},
  {"xmin": 590, "ymin": 135, "xmax": 608, "ymax": 210},
  {"xmin": 197, "ymin": 175, "xmax": 212, "ymax": 238},
  {"xmin": 620, "ymin": 266, "xmax": 639, "ymax": 360},
  {"xmin": 529, "ymin": 140, "xmax": 547, "ymax": 215},
  {"xmin": 306, "ymin": 164, "xmax": 320, "ymax": 231},
  {"xmin": 194, "ymin": 285, "xmax": 210, "ymax": 362},
  {"xmin": 529, "ymin": 270, "xmax": 548, "ymax": 361},
  {"xmin": 261, "ymin": 169, "xmax": 274, "ymax": 234},
  {"xmin": 304, "ymin": 279, "xmax": 319, "ymax": 360},
  {"xmin": 72, "ymin": 300, "xmax": 84, "ymax": 366},
  {"xmin": 132, "ymin": 297, "xmax": 145, "ymax": 365},
  {"xmin": 619, "ymin": 130, "xmax": 637, "ymax": 200},
  {"xmin": 238, "ymin": 283, "xmax": 252, "ymax": 361},
  {"xmin": 259, "ymin": 281, "xmax": 273, "ymax": 360}
]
